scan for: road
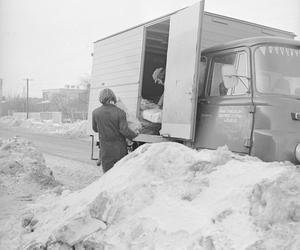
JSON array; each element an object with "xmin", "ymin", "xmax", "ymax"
[{"xmin": 0, "ymin": 125, "xmax": 98, "ymax": 164}]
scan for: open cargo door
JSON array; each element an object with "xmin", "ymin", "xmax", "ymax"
[{"xmin": 160, "ymin": 1, "xmax": 204, "ymax": 140}]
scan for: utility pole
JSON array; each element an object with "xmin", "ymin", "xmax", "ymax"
[
  {"xmin": 0, "ymin": 79, "xmax": 3, "ymax": 117},
  {"xmin": 23, "ymin": 78, "xmax": 33, "ymax": 119},
  {"xmin": 0, "ymin": 78, "xmax": 2, "ymax": 98}
]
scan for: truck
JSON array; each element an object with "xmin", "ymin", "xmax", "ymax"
[{"xmin": 88, "ymin": 1, "xmax": 300, "ymax": 163}]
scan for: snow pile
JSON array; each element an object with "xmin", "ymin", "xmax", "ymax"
[
  {"xmin": 0, "ymin": 115, "xmax": 23, "ymax": 127},
  {"xmin": 0, "ymin": 137, "xmax": 61, "ymax": 248},
  {"xmin": 0, "ymin": 116, "xmax": 88, "ymax": 138},
  {"xmin": 0, "ymin": 137, "xmax": 59, "ymax": 188},
  {"xmin": 59, "ymin": 120, "xmax": 88, "ymax": 138},
  {"xmin": 247, "ymin": 171, "xmax": 300, "ymax": 249},
  {"xmin": 6, "ymin": 142, "xmax": 300, "ymax": 249}
]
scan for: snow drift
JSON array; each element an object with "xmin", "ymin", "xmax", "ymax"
[
  {"xmin": 0, "ymin": 137, "xmax": 59, "ymax": 188},
  {"xmin": 5, "ymin": 142, "xmax": 300, "ymax": 249},
  {"xmin": 0, "ymin": 116, "xmax": 88, "ymax": 138},
  {"xmin": 0, "ymin": 137, "xmax": 60, "ymax": 249}
]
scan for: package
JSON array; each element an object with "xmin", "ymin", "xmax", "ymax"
[
  {"xmin": 140, "ymin": 98, "xmax": 160, "ymax": 110},
  {"xmin": 115, "ymin": 98, "xmax": 142, "ymax": 133},
  {"xmin": 142, "ymin": 108, "xmax": 162, "ymax": 123}
]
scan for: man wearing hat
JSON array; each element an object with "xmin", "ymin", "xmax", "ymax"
[{"xmin": 92, "ymin": 88, "xmax": 138, "ymax": 173}]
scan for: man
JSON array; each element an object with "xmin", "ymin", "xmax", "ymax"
[
  {"xmin": 152, "ymin": 67, "xmax": 165, "ymax": 107},
  {"xmin": 219, "ymin": 81, "xmax": 228, "ymax": 96},
  {"xmin": 92, "ymin": 88, "xmax": 138, "ymax": 173}
]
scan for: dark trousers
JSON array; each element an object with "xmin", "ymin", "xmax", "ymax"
[{"xmin": 100, "ymin": 140, "xmax": 128, "ymax": 173}]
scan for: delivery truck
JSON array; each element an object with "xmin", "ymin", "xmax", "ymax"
[{"xmin": 88, "ymin": 1, "xmax": 300, "ymax": 163}]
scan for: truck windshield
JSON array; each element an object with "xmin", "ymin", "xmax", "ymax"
[{"xmin": 255, "ymin": 45, "xmax": 300, "ymax": 96}]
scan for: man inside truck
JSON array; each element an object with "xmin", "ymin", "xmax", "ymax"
[
  {"xmin": 219, "ymin": 81, "xmax": 228, "ymax": 96},
  {"xmin": 152, "ymin": 67, "xmax": 166, "ymax": 107},
  {"xmin": 210, "ymin": 52, "xmax": 250, "ymax": 97}
]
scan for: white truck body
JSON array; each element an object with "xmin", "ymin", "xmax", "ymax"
[{"xmin": 87, "ymin": 1, "xmax": 295, "ymax": 142}]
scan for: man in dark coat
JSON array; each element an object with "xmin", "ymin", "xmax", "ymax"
[{"xmin": 92, "ymin": 88, "xmax": 138, "ymax": 173}]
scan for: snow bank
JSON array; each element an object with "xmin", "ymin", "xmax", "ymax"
[
  {"xmin": 6, "ymin": 143, "xmax": 300, "ymax": 249},
  {"xmin": 0, "ymin": 116, "xmax": 88, "ymax": 138},
  {"xmin": 0, "ymin": 137, "xmax": 61, "ymax": 249},
  {"xmin": 0, "ymin": 137, "xmax": 59, "ymax": 188}
]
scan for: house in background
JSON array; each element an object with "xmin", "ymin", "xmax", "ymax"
[
  {"xmin": 42, "ymin": 85, "xmax": 88, "ymax": 101},
  {"xmin": 42, "ymin": 84, "xmax": 90, "ymax": 121}
]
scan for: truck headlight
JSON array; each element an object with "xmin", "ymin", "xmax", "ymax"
[{"xmin": 295, "ymin": 144, "xmax": 300, "ymax": 162}]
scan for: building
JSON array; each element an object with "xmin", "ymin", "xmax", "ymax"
[
  {"xmin": 42, "ymin": 85, "xmax": 90, "ymax": 120},
  {"xmin": 42, "ymin": 85, "xmax": 88, "ymax": 102}
]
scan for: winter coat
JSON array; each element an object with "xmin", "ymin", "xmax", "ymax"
[{"xmin": 92, "ymin": 103, "xmax": 137, "ymax": 172}]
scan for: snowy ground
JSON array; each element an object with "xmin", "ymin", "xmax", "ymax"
[
  {"xmin": 44, "ymin": 154, "xmax": 101, "ymax": 191},
  {"xmin": 1, "ymin": 139, "xmax": 300, "ymax": 250},
  {"xmin": 0, "ymin": 137, "xmax": 101, "ymax": 248},
  {"xmin": 0, "ymin": 116, "xmax": 88, "ymax": 138}
]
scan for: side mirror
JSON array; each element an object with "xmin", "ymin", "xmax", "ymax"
[{"xmin": 222, "ymin": 64, "xmax": 238, "ymax": 89}]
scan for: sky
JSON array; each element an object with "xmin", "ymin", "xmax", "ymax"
[{"xmin": 0, "ymin": 0, "xmax": 299, "ymax": 97}]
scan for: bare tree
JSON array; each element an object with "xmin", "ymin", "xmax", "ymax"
[{"xmin": 79, "ymin": 75, "xmax": 91, "ymax": 90}]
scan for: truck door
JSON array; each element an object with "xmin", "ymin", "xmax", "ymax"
[
  {"xmin": 194, "ymin": 49, "xmax": 254, "ymax": 154},
  {"xmin": 160, "ymin": 1, "xmax": 204, "ymax": 140}
]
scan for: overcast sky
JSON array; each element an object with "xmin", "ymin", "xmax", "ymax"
[{"xmin": 0, "ymin": 0, "xmax": 299, "ymax": 97}]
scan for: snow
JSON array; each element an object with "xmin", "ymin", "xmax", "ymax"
[
  {"xmin": 0, "ymin": 137, "xmax": 61, "ymax": 248},
  {"xmin": 0, "ymin": 137, "xmax": 59, "ymax": 188},
  {"xmin": 0, "ymin": 137, "xmax": 101, "ymax": 249},
  {"xmin": 2, "ymin": 142, "xmax": 300, "ymax": 249},
  {"xmin": 0, "ymin": 116, "xmax": 88, "ymax": 138},
  {"xmin": 44, "ymin": 154, "xmax": 101, "ymax": 191}
]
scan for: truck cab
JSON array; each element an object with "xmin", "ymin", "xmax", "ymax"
[{"xmin": 194, "ymin": 37, "xmax": 300, "ymax": 163}]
